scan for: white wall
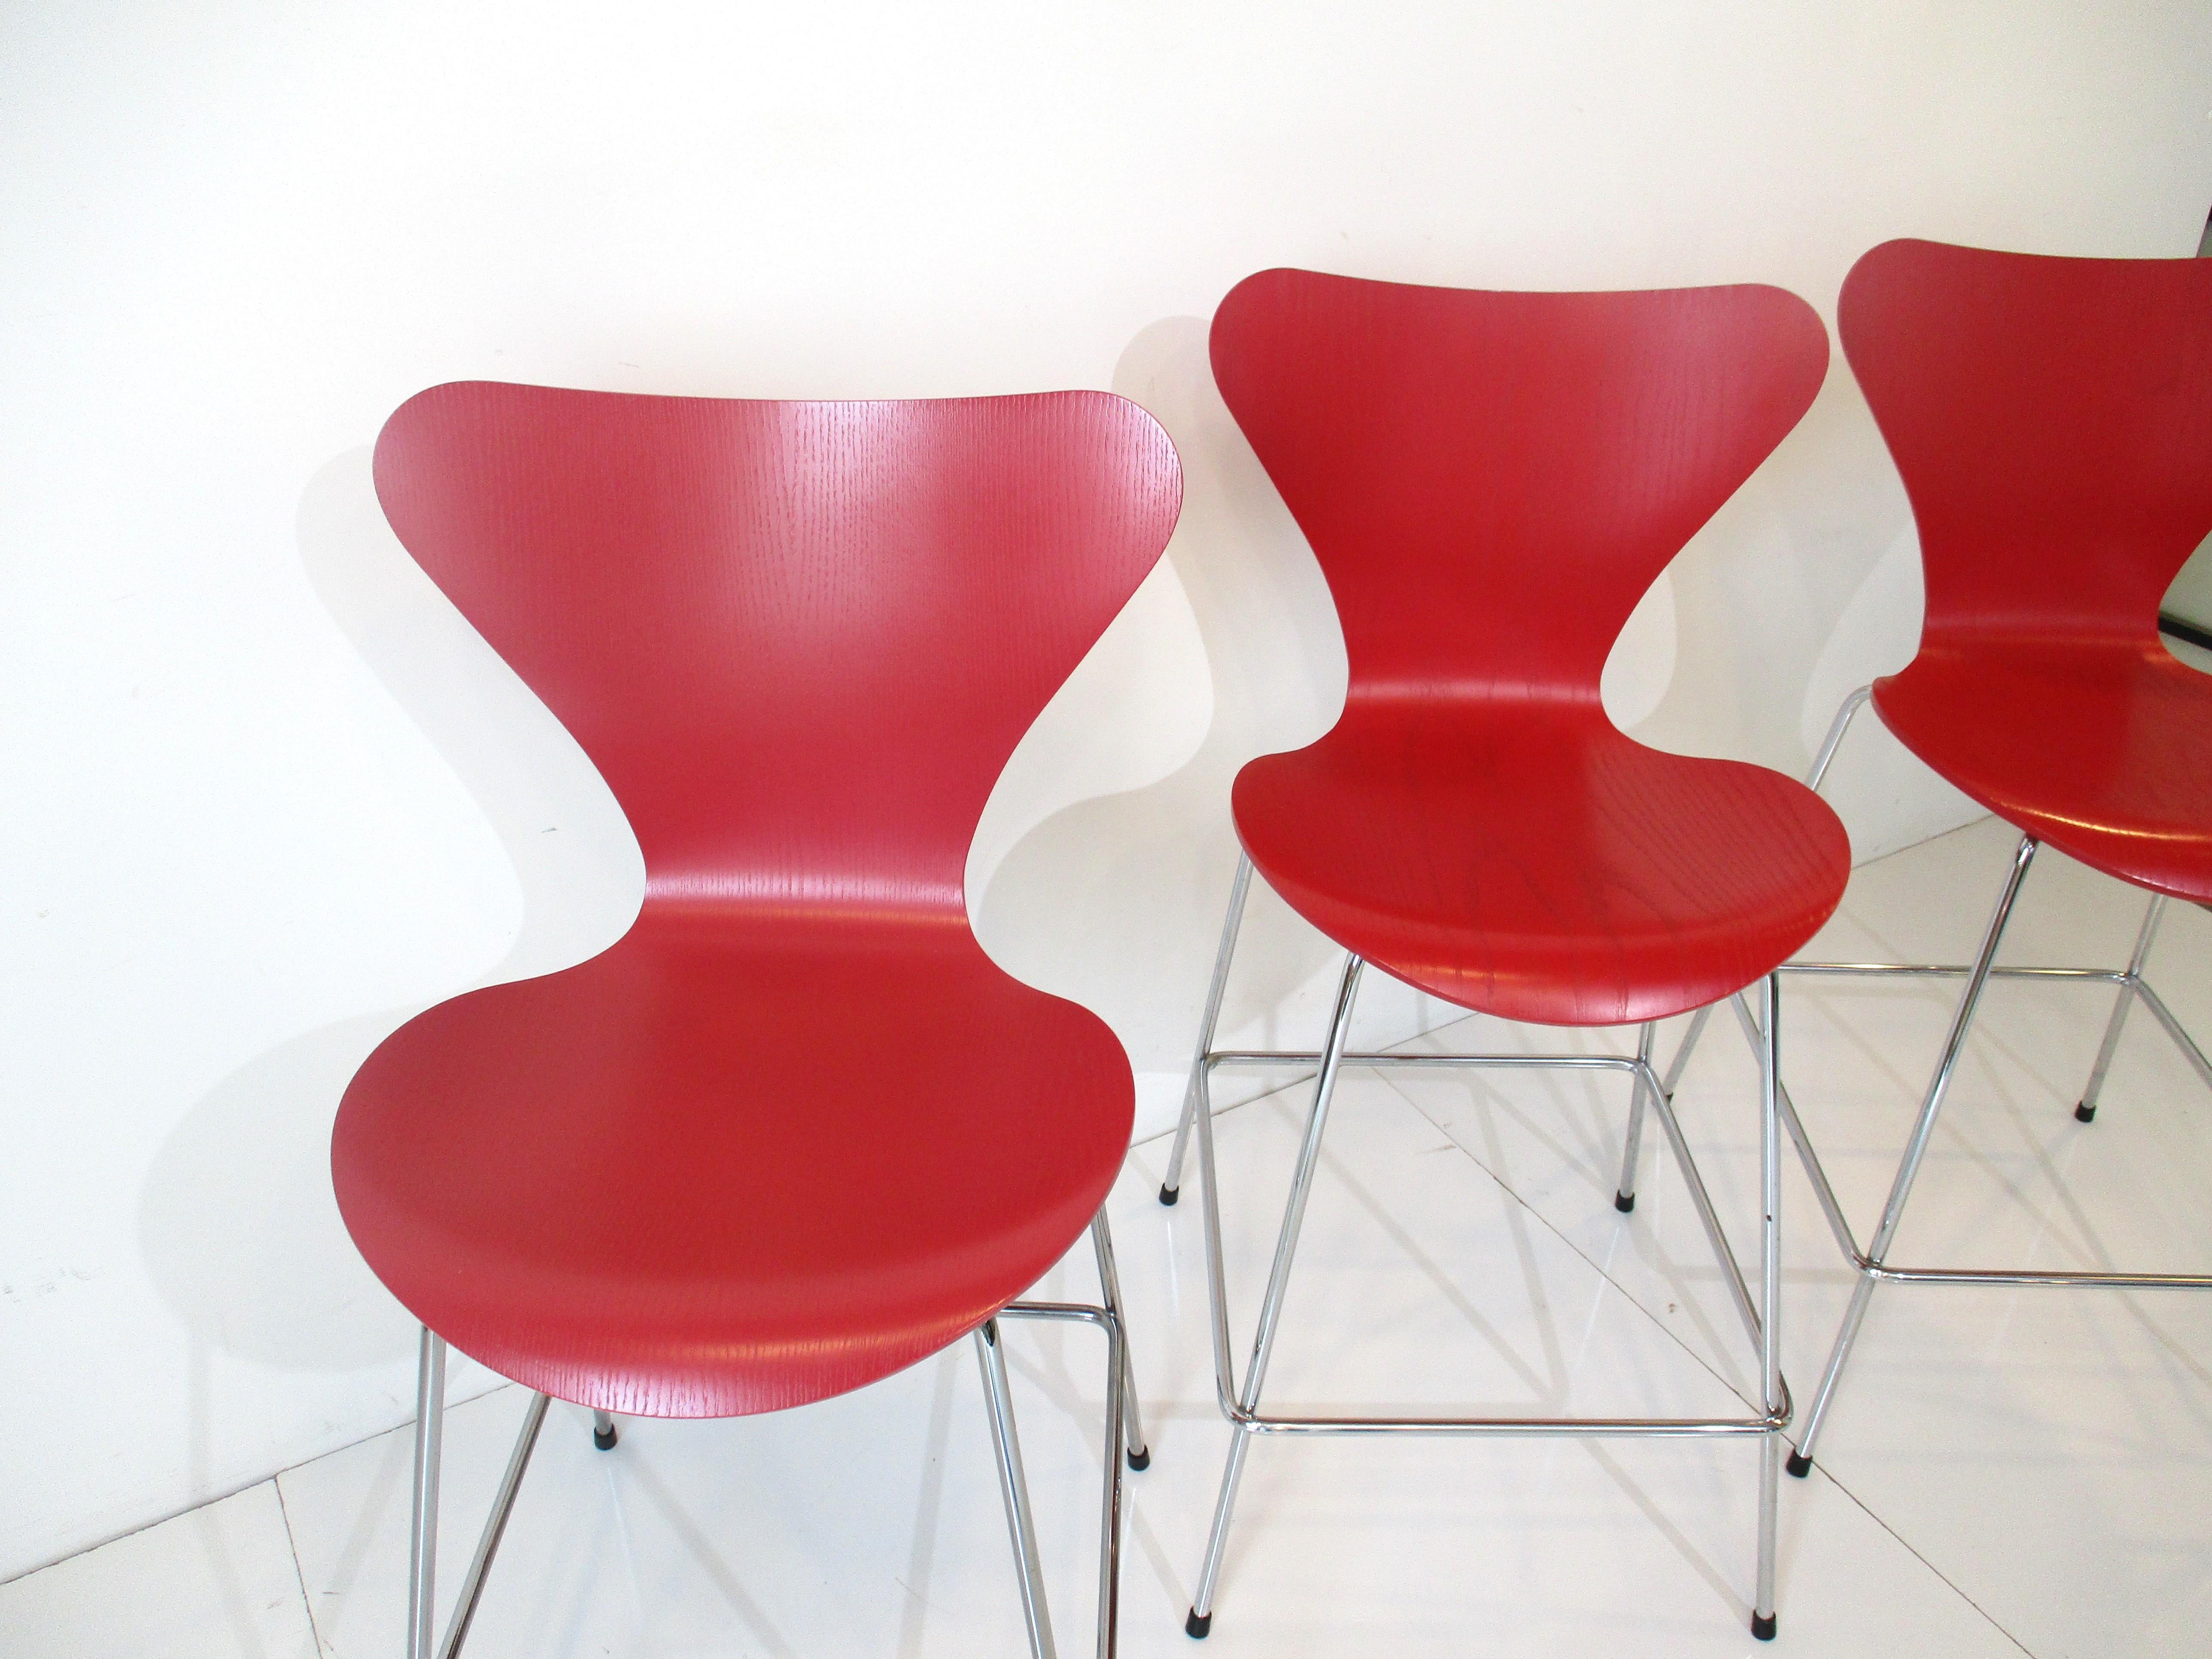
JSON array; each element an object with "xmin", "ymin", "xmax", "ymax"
[{"xmin": 3, "ymin": 0, "xmax": 2209, "ymax": 1581}]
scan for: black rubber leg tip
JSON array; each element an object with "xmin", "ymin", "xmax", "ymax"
[
  {"xmin": 1752, "ymin": 1611, "xmax": 1777, "ymax": 1641},
  {"xmin": 1185, "ymin": 1609, "xmax": 1212, "ymax": 1639},
  {"xmin": 1785, "ymin": 1450, "xmax": 1812, "ymax": 1479},
  {"xmin": 1613, "ymin": 1191, "xmax": 1636, "ymax": 1213},
  {"xmin": 593, "ymin": 1425, "xmax": 619, "ymax": 1451},
  {"xmin": 2074, "ymin": 1101, "xmax": 2097, "ymax": 1124},
  {"xmin": 1159, "ymin": 1182, "xmax": 1180, "ymax": 1206},
  {"xmin": 1127, "ymin": 1446, "xmax": 1151, "ymax": 1471}
]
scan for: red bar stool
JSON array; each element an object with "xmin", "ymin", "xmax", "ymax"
[
  {"xmin": 1745, "ymin": 239, "xmax": 2212, "ymax": 1481},
  {"xmin": 1154, "ymin": 268, "xmax": 1847, "ymax": 1641},
  {"xmin": 332, "ymin": 385, "xmax": 1181, "ymax": 1659}
]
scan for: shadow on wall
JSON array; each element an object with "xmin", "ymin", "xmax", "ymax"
[
  {"xmin": 137, "ymin": 447, "xmax": 644, "ymax": 1371},
  {"xmin": 974, "ymin": 316, "xmax": 1412, "ymax": 1133},
  {"xmin": 1637, "ymin": 359, "xmax": 1980, "ymax": 861}
]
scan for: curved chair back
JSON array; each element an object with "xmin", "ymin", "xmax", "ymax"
[
  {"xmin": 374, "ymin": 386, "xmax": 1182, "ymax": 915},
  {"xmin": 1209, "ymin": 268, "xmax": 1827, "ymax": 708},
  {"xmin": 1839, "ymin": 239, "xmax": 2212, "ymax": 650}
]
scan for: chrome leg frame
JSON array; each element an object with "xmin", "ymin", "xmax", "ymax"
[
  {"xmin": 1179, "ymin": 947, "xmax": 1791, "ymax": 1641},
  {"xmin": 1188, "ymin": 951, "xmax": 1364, "ymax": 1639},
  {"xmin": 405, "ymin": 1246, "xmax": 1139, "ymax": 1659},
  {"xmin": 991, "ymin": 1276, "xmax": 1135, "ymax": 1659},
  {"xmin": 1791, "ymin": 833, "xmax": 2038, "ymax": 1474},
  {"xmin": 1090, "ymin": 1213, "xmax": 1150, "ymax": 1469},
  {"xmin": 977, "ymin": 1318, "xmax": 1058, "ymax": 1659},
  {"xmin": 1702, "ymin": 688, "xmax": 2212, "ymax": 1481},
  {"xmin": 2075, "ymin": 895, "xmax": 2167, "ymax": 1122},
  {"xmin": 441, "ymin": 1392, "xmax": 551, "ymax": 1659},
  {"xmin": 1610, "ymin": 1022, "xmax": 1659, "ymax": 1211},
  {"xmin": 1616, "ymin": 1011, "xmax": 1712, "ymax": 1213},
  {"xmin": 1753, "ymin": 972, "xmax": 1784, "ymax": 1641},
  {"xmin": 1805, "ymin": 684, "xmax": 1874, "ymax": 793},
  {"xmin": 1781, "ymin": 856, "xmax": 2212, "ymax": 1472},
  {"xmin": 1162, "ymin": 855, "xmax": 1255, "ymax": 1204},
  {"xmin": 407, "ymin": 1328, "xmax": 554, "ymax": 1659},
  {"xmin": 408, "ymin": 1329, "xmax": 446, "ymax": 1659}
]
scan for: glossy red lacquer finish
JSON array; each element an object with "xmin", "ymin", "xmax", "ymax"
[
  {"xmin": 333, "ymin": 386, "xmax": 1180, "ymax": 1416},
  {"xmin": 1843, "ymin": 240, "xmax": 2212, "ymax": 901},
  {"xmin": 1213, "ymin": 270, "xmax": 1850, "ymax": 1026}
]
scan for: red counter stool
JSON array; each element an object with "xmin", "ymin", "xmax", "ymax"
[
  {"xmin": 1153, "ymin": 269, "xmax": 1845, "ymax": 1641},
  {"xmin": 333, "ymin": 385, "xmax": 1180, "ymax": 1659},
  {"xmin": 1739, "ymin": 240, "xmax": 2212, "ymax": 1482}
]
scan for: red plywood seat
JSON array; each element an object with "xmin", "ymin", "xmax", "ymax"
[
  {"xmin": 1844, "ymin": 239, "xmax": 2212, "ymax": 904},
  {"xmin": 1235, "ymin": 707, "xmax": 1847, "ymax": 1027},
  {"xmin": 1875, "ymin": 640, "xmax": 2212, "ymax": 901},
  {"xmin": 337, "ymin": 913, "xmax": 1132, "ymax": 1416},
  {"xmin": 333, "ymin": 383, "xmax": 1179, "ymax": 1659},
  {"xmin": 1161, "ymin": 269, "xmax": 1840, "ymax": 1644},
  {"xmin": 1211, "ymin": 273, "xmax": 1848, "ymax": 1027}
]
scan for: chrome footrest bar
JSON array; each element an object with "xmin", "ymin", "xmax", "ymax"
[
  {"xmin": 1857, "ymin": 1263, "xmax": 2212, "ymax": 1288},
  {"xmin": 1776, "ymin": 963, "xmax": 2128, "ymax": 981},
  {"xmin": 1206, "ymin": 1049, "xmax": 1650, "ymax": 1072},
  {"xmin": 1222, "ymin": 1393, "xmax": 1791, "ymax": 1437}
]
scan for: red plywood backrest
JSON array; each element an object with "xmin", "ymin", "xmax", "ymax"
[
  {"xmin": 1209, "ymin": 268, "xmax": 1828, "ymax": 709},
  {"xmin": 1840, "ymin": 239, "xmax": 2212, "ymax": 649},
  {"xmin": 374, "ymin": 386, "xmax": 1181, "ymax": 916}
]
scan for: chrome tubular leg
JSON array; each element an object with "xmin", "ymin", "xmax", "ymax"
[
  {"xmin": 1647, "ymin": 1075, "xmax": 1763, "ymax": 1350},
  {"xmin": 1090, "ymin": 1212, "xmax": 1150, "ymax": 1469},
  {"xmin": 1095, "ymin": 1310, "xmax": 1128, "ymax": 1659},
  {"xmin": 591, "ymin": 1409, "xmax": 618, "ymax": 1451},
  {"xmin": 2136, "ymin": 979, "xmax": 2212, "ymax": 1093},
  {"xmin": 1618, "ymin": 1002, "xmax": 1717, "ymax": 1197},
  {"xmin": 407, "ymin": 1329, "xmax": 447, "ymax": 1659},
  {"xmin": 1640, "ymin": 686, "xmax": 1868, "ymax": 1243},
  {"xmin": 1187, "ymin": 953, "xmax": 1365, "ymax": 1638},
  {"xmin": 1732, "ymin": 994, "xmax": 1860, "ymax": 1264},
  {"xmin": 2076, "ymin": 894, "xmax": 2166, "ymax": 1123},
  {"xmin": 977, "ymin": 1319, "xmax": 1058, "ymax": 1659},
  {"xmin": 1612, "ymin": 1022, "xmax": 1659, "ymax": 1212},
  {"xmin": 1163, "ymin": 856, "xmax": 1255, "ymax": 1203},
  {"xmin": 1792, "ymin": 1274, "xmax": 1872, "ymax": 1479},
  {"xmin": 1792, "ymin": 833, "xmax": 2039, "ymax": 1477},
  {"xmin": 437, "ymin": 1392, "xmax": 551, "ymax": 1659},
  {"xmin": 1186, "ymin": 1433, "xmax": 1250, "ymax": 1641},
  {"xmin": 1804, "ymin": 684, "xmax": 1873, "ymax": 793},
  {"xmin": 1658, "ymin": 1005, "xmax": 1714, "ymax": 1103},
  {"xmin": 1751, "ymin": 972, "xmax": 1782, "ymax": 1642}
]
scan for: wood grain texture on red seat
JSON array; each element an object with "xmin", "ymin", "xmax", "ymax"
[
  {"xmin": 1843, "ymin": 240, "xmax": 2212, "ymax": 901},
  {"xmin": 1212, "ymin": 270, "xmax": 1849, "ymax": 1026},
  {"xmin": 334, "ymin": 386, "xmax": 1180, "ymax": 1416}
]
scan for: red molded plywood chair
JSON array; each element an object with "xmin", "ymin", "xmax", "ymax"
[
  {"xmin": 1755, "ymin": 240, "xmax": 2212, "ymax": 1481},
  {"xmin": 1154, "ymin": 269, "xmax": 1845, "ymax": 1642},
  {"xmin": 332, "ymin": 385, "xmax": 1180, "ymax": 1659}
]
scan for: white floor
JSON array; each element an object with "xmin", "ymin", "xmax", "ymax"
[{"xmin": 9, "ymin": 814, "xmax": 2212, "ymax": 1658}]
